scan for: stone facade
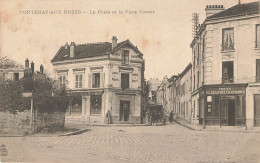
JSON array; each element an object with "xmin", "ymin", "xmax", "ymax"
[
  {"xmin": 51, "ymin": 37, "xmax": 145, "ymax": 124},
  {"xmin": 190, "ymin": 2, "xmax": 260, "ymax": 129}
]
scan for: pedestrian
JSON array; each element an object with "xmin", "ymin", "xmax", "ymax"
[{"xmin": 169, "ymin": 110, "xmax": 173, "ymax": 123}]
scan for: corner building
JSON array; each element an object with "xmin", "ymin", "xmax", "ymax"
[
  {"xmin": 190, "ymin": 2, "xmax": 260, "ymax": 129},
  {"xmin": 51, "ymin": 37, "xmax": 145, "ymax": 124}
]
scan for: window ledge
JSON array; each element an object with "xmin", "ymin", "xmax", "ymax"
[
  {"xmin": 90, "ymin": 114, "xmax": 102, "ymax": 116},
  {"xmin": 254, "ymin": 47, "xmax": 260, "ymax": 50},
  {"xmin": 221, "ymin": 50, "xmax": 235, "ymax": 53}
]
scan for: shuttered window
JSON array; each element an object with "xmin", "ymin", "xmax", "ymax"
[{"xmin": 256, "ymin": 59, "xmax": 260, "ymax": 82}]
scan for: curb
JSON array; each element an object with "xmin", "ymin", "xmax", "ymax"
[
  {"xmin": 85, "ymin": 124, "xmax": 148, "ymax": 127},
  {"xmin": 60, "ymin": 129, "xmax": 90, "ymax": 136},
  {"xmin": 173, "ymin": 120, "xmax": 197, "ymax": 130}
]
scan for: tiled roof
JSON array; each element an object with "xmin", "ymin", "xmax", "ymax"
[
  {"xmin": 207, "ymin": 1, "xmax": 259, "ymax": 20},
  {"xmin": 51, "ymin": 42, "xmax": 111, "ymax": 62},
  {"xmin": 51, "ymin": 40, "xmax": 143, "ymax": 63}
]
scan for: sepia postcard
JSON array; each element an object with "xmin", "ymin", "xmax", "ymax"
[{"xmin": 0, "ymin": 0, "xmax": 260, "ymax": 162}]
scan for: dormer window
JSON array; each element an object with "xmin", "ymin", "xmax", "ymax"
[{"xmin": 122, "ymin": 50, "xmax": 129, "ymax": 65}]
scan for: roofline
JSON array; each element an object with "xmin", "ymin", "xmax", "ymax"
[
  {"xmin": 190, "ymin": 13, "xmax": 259, "ymax": 48},
  {"xmin": 179, "ymin": 63, "xmax": 192, "ymax": 78},
  {"xmin": 51, "ymin": 55, "xmax": 109, "ymax": 66},
  {"xmin": 51, "ymin": 46, "xmax": 63, "ymax": 63}
]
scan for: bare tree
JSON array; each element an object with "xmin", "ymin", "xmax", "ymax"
[{"xmin": 0, "ymin": 56, "xmax": 23, "ymax": 69}]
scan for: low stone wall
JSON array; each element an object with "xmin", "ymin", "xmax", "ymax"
[
  {"xmin": 34, "ymin": 112, "xmax": 65, "ymax": 132},
  {"xmin": 0, "ymin": 111, "xmax": 32, "ymax": 136},
  {"xmin": 0, "ymin": 111, "xmax": 65, "ymax": 136}
]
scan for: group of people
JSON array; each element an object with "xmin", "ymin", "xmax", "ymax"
[{"xmin": 146, "ymin": 109, "xmax": 174, "ymax": 125}]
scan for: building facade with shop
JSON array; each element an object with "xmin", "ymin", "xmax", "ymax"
[
  {"xmin": 51, "ymin": 37, "xmax": 145, "ymax": 124},
  {"xmin": 190, "ymin": 2, "xmax": 260, "ymax": 129}
]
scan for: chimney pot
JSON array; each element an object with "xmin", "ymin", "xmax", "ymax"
[
  {"xmin": 205, "ymin": 4, "xmax": 225, "ymax": 17},
  {"xmin": 65, "ymin": 42, "xmax": 69, "ymax": 49},
  {"xmin": 112, "ymin": 36, "xmax": 118, "ymax": 49},
  {"xmin": 31, "ymin": 61, "xmax": 34, "ymax": 73},
  {"xmin": 40, "ymin": 64, "xmax": 44, "ymax": 74},
  {"xmin": 25, "ymin": 58, "xmax": 29, "ymax": 68},
  {"xmin": 70, "ymin": 42, "xmax": 75, "ymax": 58}
]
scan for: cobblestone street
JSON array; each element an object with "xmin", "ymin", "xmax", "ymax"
[{"xmin": 1, "ymin": 123, "xmax": 260, "ymax": 163}]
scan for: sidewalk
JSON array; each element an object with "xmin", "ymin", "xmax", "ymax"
[
  {"xmin": 173, "ymin": 118, "xmax": 260, "ymax": 133},
  {"xmin": 173, "ymin": 119, "xmax": 202, "ymax": 131}
]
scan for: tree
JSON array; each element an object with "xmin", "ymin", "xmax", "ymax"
[
  {"xmin": 0, "ymin": 74, "xmax": 69, "ymax": 114},
  {"xmin": 0, "ymin": 56, "xmax": 23, "ymax": 69}
]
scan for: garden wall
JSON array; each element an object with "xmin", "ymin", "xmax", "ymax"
[{"xmin": 0, "ymin": 111, "xmax": 65, "ymax": 136}]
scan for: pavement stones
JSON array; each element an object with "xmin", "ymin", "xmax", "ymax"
[{"xmin": 1, "ymin": 122, "xmax": 260, "ymax": 163}]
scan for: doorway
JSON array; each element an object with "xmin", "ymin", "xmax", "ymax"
[
  {"xmin": 254, "ymin": 95, "xmax": 260, "ymax": 127},
  {"xmin": 227, "ymin": 100, "xmax": 235, "ymax": 126},
  {"xmin": 221, "ymin": 97, "xmax": 236, "ymax": 126},
  {"xmin": 120, "ymin": 101, "xmax": 130, "ymax": 121}
]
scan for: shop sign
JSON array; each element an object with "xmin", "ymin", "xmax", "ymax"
[{"xmin": 205, "ymin": 87, "xmax": 245, "ymax": 95}]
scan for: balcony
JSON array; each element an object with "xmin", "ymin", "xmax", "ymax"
[
  {"xmin": 221, "ymin": 43, "xmax": 235, "ymax": 51},
  {"xmin": 222, "ymin": 75, "xmax": 234, "ymax": 84}
]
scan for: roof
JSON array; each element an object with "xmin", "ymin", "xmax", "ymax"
[
  {"xmin": 179, "ymin": 63, "xmax": 192, "ymax": 78},
  {"xmin": 207, "ymin": 1, "xmax": 259, "ymax": 20},
  {"xmin": 51, "ymin": 39, "xmax": 143, "ymax": 63}
]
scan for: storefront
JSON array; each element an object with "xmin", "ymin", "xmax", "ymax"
[{"xmin": 199, "ymin": 84, "xmax": 247, "ymax": 127}]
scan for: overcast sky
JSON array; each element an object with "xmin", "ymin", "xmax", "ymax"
[{"xmin": 1, "ymin": 0, "xmax": 257, "ymax": 80}]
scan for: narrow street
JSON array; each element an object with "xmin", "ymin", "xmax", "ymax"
[{"xmin": 1, "ymin": 123, "xmax": 260, "ymax": 163}]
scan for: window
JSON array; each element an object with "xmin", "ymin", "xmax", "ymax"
[
  {"xmin": 13, "ymin": 73, "xmax": 19, "ymax": 81},
  {"xmin": 121, "ymin": 73, "xmax": 129, "ymax": 89},
  {"xmin": 256, "ymin": 59, "xmax": 260, "ymax": 82},
  {"xmin": 193, "ymin": 49, "xmax": 196, "ymax": 67},
  {"xmin": 92, "ymin": 73, "xmax": 100, "ymax": 88},
  {"xmin": 90, "ymin": 95, "xmax": 102, "ymax": 114},
  {"xmin": 202, "ymin": 35, "xmax": 206, "ymax": 60},
  {"xmin": 75, "ymin": 74, "xmax": 83, "ymax": 88},
  {"xmin": 122, "ymin": 50, "xmax": 129, "ymax": 65},
  {"xmin": 222, "ymin": 28, "xmax": 234, "ymax": 51},
  {"xmin": 59, "ymin": 75, "xmax": 67, "ymax": 87},
  {"xmin": 71, "ymin": 97, "xmax": 82, "ymax": 114},
  {"xmin": 197, "ymin": 44, "xmax": 200, "ymax": 63},
  {"xmin": 222, "ymin": 61, "xmax": 234, "ymax": 83},
  {"xmin": 193, "ymin": 74, "xmax": 196, "ymax": 90},
  {"xmin": 256, "ymin": 24, "xmax": 260, "ymax": 48},
  {"xmin": 197, "ymin": 71, "xmax": 200, "ymax": 88}
]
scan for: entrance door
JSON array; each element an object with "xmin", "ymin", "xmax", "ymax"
[
  {"xmin": 254, "ymin": 95, "xmax": 260, "ymax": 126},
  {"xmin": 228, "ymin": 100, "xmax": 235, "ymax": 126},
  {"xmin": 120, "ymin": 101, "xmax": 130, "ymax": 121}
]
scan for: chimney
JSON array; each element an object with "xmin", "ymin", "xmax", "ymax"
[
  {"xmin": 25, "ymin": 58, "xmax": 29, "ymax": 68},
  {"xmin": 40, "ymin": 64, "xmax": 44, "ymax": 74},
  {"xmin": 112, "ymin": 36, "xmax": 118, "ymax": 49},
  {"xmin": 205, "ymin": 5, "xmax": 225, "ymax": 17},
  {"xmin": 31, "ymin": 61, "xmax": 34, "ymax": 73},
  {"xmin": 64, "ymin": 42, "xmax": 69, "ymax": 49},
  {"xmin": 70, "ymin": 42, "xmax": 75, "ymax": 58}
]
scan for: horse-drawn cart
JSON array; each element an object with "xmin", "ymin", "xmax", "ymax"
[{"xmin": 146, "ymin": 100, "xmax": 166, "ymax": 125}]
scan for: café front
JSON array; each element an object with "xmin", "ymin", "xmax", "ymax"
[{"xmin": 198, "ymin": 84, "xmax": 247, "ymax": 128}]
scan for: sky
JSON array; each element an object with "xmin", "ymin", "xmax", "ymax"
[{"xmin": 0, "ymin": 0, "xmax": 258, "ymax": 80}]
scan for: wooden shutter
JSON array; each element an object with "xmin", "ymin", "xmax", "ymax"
[
  {"xmin": 88, "ymin": 74, "xmax": 92, "ymax": 88},
  {"xmin": 100, "ymin": 73, "xmax": 105, "ymax": 88},
  {"xmin": 256, "ymin": 59, "xmax": 260, "ymax": 82}
]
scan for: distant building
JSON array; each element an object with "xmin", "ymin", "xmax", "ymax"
[
  {"xmin": 166, "ymin": 64, "xmax": 192, "ymax": 122},
  {"xmin": 51, "ymin": 36, "xmax": 145, "ymax": 124},
  {"xmin": 190, "ymin": 2, "xmax": 260, "ymax": 129},
  {"xmin": 147, "ymin": 78, "xmax": 161, "ymax": 102},
  {"xmin": 156, "ymin": 76, "xmax": 170, "ymax": 113},
  {"xmin": 0, "ymin": 58, "xmax": 25, "ymax": 82}
]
